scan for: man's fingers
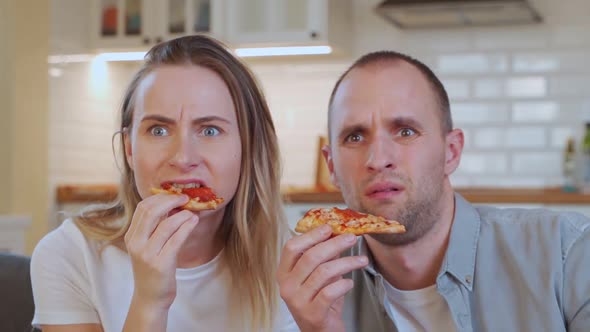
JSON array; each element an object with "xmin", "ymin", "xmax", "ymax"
[
  {"xmin": 311, "ymin": 278, "xmax": 355, "ymax": 320},
  {"xmin": 289, "ymin": 233, "xmax": 358, "ymax": 285},
  {"xmin": 300, "ymin": 255, "xmax": 368, "ymax": 302},
  {"xmin": 278, "ymin": 225, "xmax": 333, "ymax": 276}
]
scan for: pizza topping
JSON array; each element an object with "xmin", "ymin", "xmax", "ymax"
[
  {"xmin": 160, "ymin": 183, "xmax": 218, "ymax": 201},
  {"xmin": 181, "ymin": 187, "xmax": 217, "ymax": 201},
  {"xmin": 295, "ymin": 207, "xmax": 405, "ymax": 236},
  {"xmin": 333, "ymin": 207, "xmax": 367, "ymax": 220}
]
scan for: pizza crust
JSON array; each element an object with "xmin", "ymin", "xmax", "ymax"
[
  {"xmin": 150, "ymin": 187, "xmax": 223, "ymax": 211},
  {"xmin": 295, "ymin": 208, "xmax": 405, "ymax": 236}
]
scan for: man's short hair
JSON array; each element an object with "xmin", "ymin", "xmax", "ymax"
[{"xmin": 328, "ymin": 51, "xmax": 453, "ymax": 138}]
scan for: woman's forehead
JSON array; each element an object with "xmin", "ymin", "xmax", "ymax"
[{"xmin": 134, "ymin": 66, "xmax": 236, "ymax": 120}]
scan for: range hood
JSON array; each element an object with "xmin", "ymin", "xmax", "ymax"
[{"xmin": 375, "ymin": 0, "xmax": 542, "ymax": 29}]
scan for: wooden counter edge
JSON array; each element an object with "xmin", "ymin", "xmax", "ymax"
[
  {"xmin": 56, "ymin": 185, "xmax": 590, "ymax": 205},
  {"xmin": 282, "ymin": 187, "xmax": 590, "ymax": 205}
]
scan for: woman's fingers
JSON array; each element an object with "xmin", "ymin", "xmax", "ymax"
[
  {"xmin": 159, "ymin": 216, "xmax": 200, "ymax": 258},
  {"xmin": 143, "ymin": 210, "xmax": 197, "ymax": 257},
  {"xmin": 125, "ymin": 193, "xmax": 189, "ymax": 247}
]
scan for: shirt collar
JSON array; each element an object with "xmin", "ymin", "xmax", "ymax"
[
  {"xmin": 439, "ymin": 192, "xmax": 481, "ymax": 291},
  {"xmin": 359, "ymin": 192, "xmax": 481, "ymax": 291}
]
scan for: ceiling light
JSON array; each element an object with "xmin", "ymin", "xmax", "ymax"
[{"xmin": 235, "ymin": 45, "xmax": 332, "ymax": 57}]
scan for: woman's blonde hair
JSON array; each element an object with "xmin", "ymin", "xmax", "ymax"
[{"xmin": 74, "ymin": 34, "xmax": 289, "ymax": 331}]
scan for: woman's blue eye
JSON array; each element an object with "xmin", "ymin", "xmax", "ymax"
[
  {"xmin": 203, "ymin": 127, "xmax": 220, "ymax": 136},
  {"xmin": 150, "ymin": 126, "xmax": 168, "ymax": 136}
]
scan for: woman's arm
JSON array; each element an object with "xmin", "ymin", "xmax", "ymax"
[{"xmin": 41, "ymin": 324, "xmax": 103, "ymax": 332}]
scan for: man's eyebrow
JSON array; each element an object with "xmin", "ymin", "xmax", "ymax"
[{"xmin": 389, "ymin": 116, "xmax": 424, "ymax": 130}]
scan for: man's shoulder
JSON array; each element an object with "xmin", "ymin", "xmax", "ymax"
[
  {"xmin": 475, "ymin": 204, "xmax": 590, "ymax": 229},
  {"xmin": 475, "ymin": 205, "xmax": 590, "ymax": 254}
]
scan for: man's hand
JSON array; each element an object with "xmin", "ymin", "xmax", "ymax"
[{"xmin": 277, "ymin": 225, "xmax": 368, "ymax": 332}]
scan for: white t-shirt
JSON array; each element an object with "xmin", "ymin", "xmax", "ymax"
[
  {"xmin": 31, "ymin": 219, "xmax": 299, "ymax": 332},
  {"xmin": 383, "ymin": 279, "xmax": 457, "ymax": 332}
]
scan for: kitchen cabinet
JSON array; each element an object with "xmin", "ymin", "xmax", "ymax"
[
  {"xmin": 225, "ymin": 0, "xmax": 352, "ymax": 52},
  {"xmin": 90, "ymin": 0, "xmax": 224, "ymax": 50}
]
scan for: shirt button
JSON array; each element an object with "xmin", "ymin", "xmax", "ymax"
[{"xmin": 465, "ymin": 275, "xmax": 472, "ymax": 284}]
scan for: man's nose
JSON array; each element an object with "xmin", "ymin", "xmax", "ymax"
[{"xmin": 365, "ymin": 134, "xmax": 395, "ymax": 172}]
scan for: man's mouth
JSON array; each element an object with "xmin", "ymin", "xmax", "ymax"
[{"xmin": 365, "ymin": 182, "xmax": 405, "ymax": 197}]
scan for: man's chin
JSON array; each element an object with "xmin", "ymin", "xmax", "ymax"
[{"xmin": 368, "ymin": 231, "xmax": 420, "ymax": 247}]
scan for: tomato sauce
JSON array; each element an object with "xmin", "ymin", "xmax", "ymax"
[{"xmin": 181, "ymin": 187, "xmax": 216, "ymax": 200}]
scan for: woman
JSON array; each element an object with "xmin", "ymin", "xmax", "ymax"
[{"xmin": 31, "ymin": 35, "xmax": 297, "ymax": 332}]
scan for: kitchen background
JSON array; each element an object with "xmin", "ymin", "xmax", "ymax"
[{"xmin": 2, "ymin": 0, "xmax": 590, "ymax": 254}]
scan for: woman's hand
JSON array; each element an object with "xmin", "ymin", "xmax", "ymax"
[{"xmin": 124, "ymin": 193, "xmax": 199, "ymax": 311}]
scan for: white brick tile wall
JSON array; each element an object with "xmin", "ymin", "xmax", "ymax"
[
  {"xmin": 551, "ymin": 127, "xmax": 577, "ymax": 148},
  {"xmin": 474, "ymin": 27, "xmax": 549, "ymax": 50},
  {"xmin": 513, "ymin": 51, "xmax": 590, "ymax": 73},
  {"xmin": 48, "ymin": 12, "xmax": 590, "ymax": 191},
  {"xmin": 549, "ymin": 76, "xmax": 590, "ymax": 96},
  {"xmin": 506, "ymin": 77, "xmax": 547, "ymax": 98},
  {"xmin": 437, "ymin": 54, "xmax": 508, "ymax": 74},
  {"xmin": 452, "ymin": 102, "xmax": 510, "ymax": 124},
  {"xmin": 441, "ymin": 79, "xmax": 470, "ymax": 100},
  {"xmin": 474, "ymin": 79, "xmax": 504, "ymax": 98},
  {"xmin": 511, "ymin": 152, "xmax": 562, "ymax": 176},
  {"xmin": 473, "ymin": 128, "xmax": 503, "ymax": 149},
  {"xmin": 512, "ymin": 101, "xmax": 559, "ymax": 122},
  {"xmin": 458, "ymin": 153, "xmax": 508, "ymax": 174},
  {"xmin": 505, "ymin": 127, "xmax": 546, "ymax": 148}
]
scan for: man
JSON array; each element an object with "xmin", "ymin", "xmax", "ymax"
[{"xmin": 277, "ymin": 50, "xmax": 590, "ymax": 332}]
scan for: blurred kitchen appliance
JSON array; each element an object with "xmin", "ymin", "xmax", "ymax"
[{"xmin": 375, "ymin": 0, "xmax": 542, "ymax": 29}]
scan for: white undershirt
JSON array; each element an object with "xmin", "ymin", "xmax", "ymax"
[
  {"xmin": 383, "ymin": 279, "xmax": 457, "ymax": 332},
  {"xmin": 31, "ymin": 219, "xmax": 298, "ymax": 332}
]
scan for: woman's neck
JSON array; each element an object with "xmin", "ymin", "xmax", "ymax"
[{"xmin": 176, "ymin": 209, "xmax": 226, "ymax": 268}]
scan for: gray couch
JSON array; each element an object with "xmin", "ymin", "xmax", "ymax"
[{"xmin": 0, "ymin": 253, "xmax": 37, "ymax": 332}]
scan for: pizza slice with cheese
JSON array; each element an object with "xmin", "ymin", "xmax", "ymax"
[
  {"xmin": 295, "ymin": 207, "xmax": 405, "ymax": 236},
  {"xmin": 150, "ymin": 183, "xmax": 223, "ymax": 211}
]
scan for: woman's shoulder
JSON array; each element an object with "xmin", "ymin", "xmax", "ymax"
[
  {"xmin": 33, "ymin": 218, "xmax": 89, "ymax": 254},
  {"xmin": 31, "ymin": 218, "xmax": 117, "ymax": 268}
]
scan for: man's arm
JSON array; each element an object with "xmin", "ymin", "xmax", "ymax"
[{"xmin": 563, "ymin": 217, "xmax": 590, "ymax": 331}]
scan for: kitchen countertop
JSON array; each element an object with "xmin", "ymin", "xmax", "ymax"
[{"xmin": 56, "ymin": 184, "xmax": 590, "ymax": 205}]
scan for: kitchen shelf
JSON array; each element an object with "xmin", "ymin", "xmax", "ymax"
[{"xmin": 56, "ymin": 184, "xmax": 590, "ymax": 205}]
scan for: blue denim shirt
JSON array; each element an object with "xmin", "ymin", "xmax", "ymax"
[{"xmin": 343, "ymin": 193, "xmax": 590, "ymax": 331}]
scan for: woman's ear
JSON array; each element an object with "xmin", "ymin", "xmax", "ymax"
[
  {"xmin": 444, "ymin": 128, "xmax": 464, "ymax": 176},
  {"xmin": 123, "ymin": 128, "xmax": 134, "ymax": 170}
]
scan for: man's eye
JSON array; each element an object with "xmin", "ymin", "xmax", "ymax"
[
  {"xmin": 399, "ymin": 128, "xmax": 416, "ymax": 137},
  {"xmin": 150, "ymin": 126, "xmax": 168, "ymax": 136},
  {"xmin": 202, "ymin": 127, "xmax": 220, "ymax": 136},
  {"xmin": 345, "ymin": 133, "xmax": 363, "ymax": 143}
]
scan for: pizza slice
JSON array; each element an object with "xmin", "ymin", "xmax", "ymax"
[
  {"xmin": 295, "ymin": 207, "xmax": 405, "ymax": 236},
  {"xmin": 150, "ymin": 183, "xmax": 224, "ymax": 211}
]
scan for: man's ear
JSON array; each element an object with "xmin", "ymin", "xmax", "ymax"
[
  {"xmin": 123, "ymin": 129, "xmax": 134, "ymax": 171},
  {"xmin": 444, "ymin": 128, "xmax": 464, "ymax": 176},
  {"xmin": 321, "ymin": 144, "xmax": 340, "ymax": 189}
]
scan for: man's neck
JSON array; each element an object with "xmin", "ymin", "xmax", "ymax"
[{"xmin": 365, "ymin": 190, "xmax": 455, "ymax": 291}]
